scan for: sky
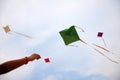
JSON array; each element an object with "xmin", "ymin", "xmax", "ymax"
[{"xmin": 0, "ymin": 0, "xmax": 120, "ymax": 80}]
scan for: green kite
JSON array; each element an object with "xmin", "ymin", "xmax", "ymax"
[{"xmin": 59, "ymin": 25, "xmax": 87, "ymax": 45}]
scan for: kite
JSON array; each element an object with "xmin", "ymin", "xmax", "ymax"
[
  {"xmin": 59, "ymin": 25, "xmax": 87, "ymax": 46},
  {"xmin": 97, "ymin": 32, "xmax": 107, "ymax": 48},
  {"xmin": 3, "ymin": 25, "xmax": 32, "ymax": 39},
  {"xmin": 97, "ymin": 32, "xmax": 103, "ymax": 37},
  {"xmin": 44, "ymin": 58, "xmax": 50, "ymax": 63},
  {"xmin": 3, "ymin": 26, "xmax": 11, "ymax": 33},
  {"xmin": 44, "ymin": 57, "xmax": 64, "ymax": 67},
  {"xmin": 59, "ymin": 25, "xmax": 119, "ymax": 64}
]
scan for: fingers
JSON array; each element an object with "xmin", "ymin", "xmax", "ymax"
[
  {"xmin": 27, "ymin": 53, "xmax": 41, "ymax": 61},
  {"xmin": 36, "ymin": 55, "xmax": 41, "ymax": 60},
  {"xmin": 32, "ymin": 53, "xmax": 41, "ymax": 60}
]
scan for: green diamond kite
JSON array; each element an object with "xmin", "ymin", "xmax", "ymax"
[{"xmin": 59, "ymin": 25, "xmax": 80, "ymax": 45}]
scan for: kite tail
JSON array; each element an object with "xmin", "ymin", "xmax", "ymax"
[
  {"xmin": 13, "ymin": 31, "xmax": 33, "ymax": 39},
  {"xmin": 80, "ymin": 39, "xmax": 88, "ymax": 45},
  {"xmin": 102, "ymin": 37, "xmax": 107, "ymax": 48},
  {"xmin": 93, "ymin": 43, "xmax": 110, "ymax": 52},
  {"xmin": 69, "ymin": 45, "xmax": 79, "ymax": 47},
  {"xmin": 93, "ymin": 48, "xmax": 119, "ymax": 64},
  {"xmin": 75, "ymin": 26, "xmax": 85, "ymax": 32}
]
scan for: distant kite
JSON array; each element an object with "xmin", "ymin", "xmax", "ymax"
[
  {"xmin": 3, "ymin": 26, "xmax": 11, "ymax": 33},
  {"xmin": 97, "ymin": 32, "xmax": 107, "ymax": 48},
  {"xmin": 44, "ymin": 58, "xmax": 50, "ymax": 63},
  {"xmin": 97, "ymin": 32, "xmax": 103, "ymax": 37},
  {"xmin": 44, "ymin": 57, "xmax": 64, "ymax": 67},
  {"xmin": 3, "ymin": 25, "xmax": 32, "ymax": 39}
]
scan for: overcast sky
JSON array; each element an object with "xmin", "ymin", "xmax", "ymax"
[{"xmin": 0, "ymin": 0, "xmax": 120, "ymax": 80}]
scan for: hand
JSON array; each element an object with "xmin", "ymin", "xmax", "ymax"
[{"xmin": 27, "ymin": 53, "xmax": 41, "ymax": 61}]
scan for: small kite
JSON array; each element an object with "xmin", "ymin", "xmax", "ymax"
[
  {"xmin": 44, "ymin": 57, "xmax": 64, "ymax": 67},
  {"xmin": 3, "ymin": 25, "xmax": 32, "ymax": 39},
  {"xmin": 97, "ymin": 32, "xmax": 107, "ymax": 48},
  {"xmin": 59, "ymin": 25, "xmax": 87, "ymax": 46},
  {"xmin": 97, "ymin": 32, "xmax": 103, "ymax": 37},
  {"xmin": 44, "ymin": 58, "xmax": 50, "ymax": 63}
]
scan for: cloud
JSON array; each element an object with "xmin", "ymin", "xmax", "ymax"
[{"xmin": 42, "ymin": 75, "xmax": 62, "ymax": 80}]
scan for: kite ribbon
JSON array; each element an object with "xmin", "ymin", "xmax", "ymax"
[
  {"xmin": 13, "ymin": 31, "xmax": 33, "ymax": 39},
  {"xmin": 102, "ymin": 37, "xmax": 107, "ymax": 48},
  {"xmin": 75, "ymin": 26, "xmax": 85, "ymax": 32},
  {"xmin": 93, "ymin": 43, "xmax": 110, "ymax": 52},
  {"xmin": 93, "ymin": 48, "xmax": 119, "ymax": 64},
  {"xmin": 79, "ymin": 39, "xmax": 88, "ymax": 45},
  {"xmin": 68, "ymin": 45, "xmax": 79, "ymax": 47},
  {"xmin": 78, "ymin": 41, "xmax": 118, "ymax": 64},
  {"xmin": 68, "ymin": 39, "xmax": 88, "ymax": 47}
]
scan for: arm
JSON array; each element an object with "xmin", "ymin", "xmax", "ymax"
[{"xmin": 0, "ymin": 53, "xmax": 41, "ymax": 75}]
